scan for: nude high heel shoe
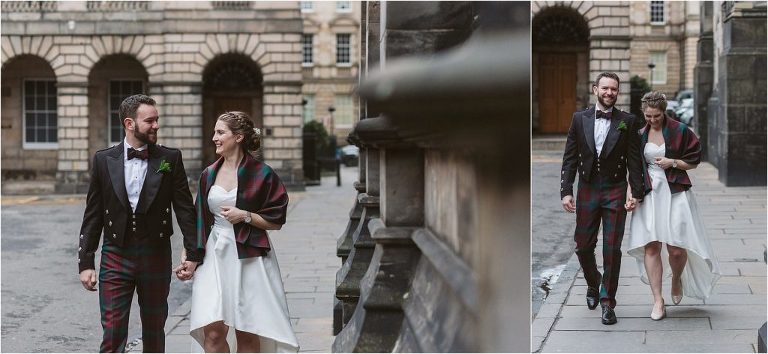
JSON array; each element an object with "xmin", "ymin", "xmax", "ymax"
[
  {"xmin": 651, "ymin": 299, "xmax": 666, "ymax": 320},
  {"xmin": 671, "ymin": 277, "xmax": 683, "ymax": 305}
]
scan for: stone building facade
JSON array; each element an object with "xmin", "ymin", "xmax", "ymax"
[
  {"xmin": 1, "ymin": 1, "xmax": 305, "ymax": 192},
  {"xmin": 532, "ymin": 1, "xmax": 700, "ymax": 134},
  {"xmin": 300, "ymin": 1, "xmax": 360, "ymax": 143},
  {"xmin": 695, "ymin": 1, "xmax": 766, "ymax": 186}
]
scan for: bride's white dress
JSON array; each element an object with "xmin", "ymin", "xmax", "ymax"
[
  {"xmin": 627, "ymin": 143, "xmax": 721, "ymax": 299},
  {"xmin": 189, "ymin": 185, "xmax": 299, "ymax": 352}
]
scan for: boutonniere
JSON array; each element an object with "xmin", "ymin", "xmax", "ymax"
[
  {"xmin": 617, "ymin": 121, "xmax": 628, "ymax": 132},
  {"xmin": 156, "ymin": 159, "xmax": 172, "ymax": 174}
]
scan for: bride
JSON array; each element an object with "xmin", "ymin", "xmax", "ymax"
[
  {"xmin": 175, "ymin": 111, "xmax": 299, "ymax": 352},
  {"xmin": 625, "ymin": 91, "xmax": 721, "ymax": 321}
]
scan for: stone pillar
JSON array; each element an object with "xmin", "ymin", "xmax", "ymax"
[
  {"xmin": 149, "ymin": 82, "xmax": 204, "ymax": 176},
  {"xmin": 585, "ymin": 3, "xmax": 632, "ymax": 110},
  {"xmin": 334, "ymin": 117, "xmax": 425, "ymax": 351},
  {"xmin": 334, "ymin": 145, "xmax": 379, "ymax": 327},
  {"xmin": 694, "ymin": 1, "xmax": 714, "ymax": 160},
  {"xmin": 56, "ymin": 82, "xmax": 90, "ymax": 193},
  {"xmin": 714, "ymin": 1, "xmax": 767, "ymax": 186}
]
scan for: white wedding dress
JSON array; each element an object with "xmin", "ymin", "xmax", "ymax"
[
  {"xmin": 189, "ymin": 185, "xmax": 299, "ymax": 352},
  {"xmin": 627, "ymin": 143, "xmax": 721, "ymax": 299}
]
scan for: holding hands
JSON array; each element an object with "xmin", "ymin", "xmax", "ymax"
[{"xmin": 173, "ymin": 248, "xmax": 198, "ymax": 281}]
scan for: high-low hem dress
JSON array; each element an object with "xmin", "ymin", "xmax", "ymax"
[
  {"xmin": 189, "ymin": 185, "xmax": 299, "ymax": 352},
  {"xmin": 627, "ymin": 143, "xmax": 721, "ymax": 299}
]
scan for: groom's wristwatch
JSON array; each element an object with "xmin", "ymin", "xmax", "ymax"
[
  {"xmin": 244, "ymin": 212, "xmax": 252, "ymax": 224},
  {"xmin": 672, "ymin": 159, "xmax": 678, "ymax": 169}
]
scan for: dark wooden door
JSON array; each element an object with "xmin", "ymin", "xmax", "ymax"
[{"xmin": 539, "ymin": 53, "xmax": 577, "ymax": 134}]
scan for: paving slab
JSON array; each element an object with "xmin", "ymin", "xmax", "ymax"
[{"xmin": 534, "ymin": 162, "xmax": 767, "ymax": 353}]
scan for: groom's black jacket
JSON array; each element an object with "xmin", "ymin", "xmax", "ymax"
[
  {"xmin": 560, "ymin": 106, "xmax": 645, "ymax": 201},
  {"xmin": 77, "ymin": 143, "xmax": 202, "ymax": 273}
]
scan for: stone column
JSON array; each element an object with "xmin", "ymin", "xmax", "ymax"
[
  {"xmin": 714, "ymin": 1, "xmax": 767, "ymax": 186},
  {"xmin": 333, "ymin": 116, "xmax": 424, "ymax": 352},
  {"xmin": 56, "ymin": 82, "xmax": 90, "ymax": 193},
  {"xmin": 694, "ymin": 1, "xmax": 714, "ymax": 161},
  {"xmin": 585, "ymin": 3, "xmax": 632, "ymax": 110}
]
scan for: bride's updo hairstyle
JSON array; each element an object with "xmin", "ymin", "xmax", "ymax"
[
  {"xmin": 217, "ymin": 111, "xmax": 261, "ymax": 153},
  {"xmin": 640, "ymin": 91, "xmax": 668, "ymax": 112}
]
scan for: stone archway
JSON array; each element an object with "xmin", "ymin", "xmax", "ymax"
[
  {"xmin": 532, "ymin": 6, "xmax": 590, "ymax": 134},
  {"xmin": 201, "ymin": 53, "xmax": 263, "ymax": 166},
  {"xmin": 87, "ymin": 54, "xmax": 149, "ymax": 157}
]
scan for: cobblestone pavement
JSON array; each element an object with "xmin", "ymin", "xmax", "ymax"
[{"xmin": 533, "ymin": 162, "xmax": 767, "ymax": 353}]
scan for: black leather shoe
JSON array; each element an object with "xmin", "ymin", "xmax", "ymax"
[
  {"xmin": 601, "ymin": 304, "xmax": 617, "ymax": 325},
  {"xmin": 586, "ymin": 287, "xmax": 599, "ymax": 310}
]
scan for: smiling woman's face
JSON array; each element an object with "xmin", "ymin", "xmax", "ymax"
[
  {"xmin": 212, "ymin": 119, "xmax": 242, "ymax": 157},
  {"xmin": 643, "ymin": 107, "xmax": 665, "ymax": 129}
]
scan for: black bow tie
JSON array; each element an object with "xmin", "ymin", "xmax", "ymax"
[
  {"xmin": 127, "ymin": 147, "xmax": 149, "ymax": 160},
  {"xmin": 596, "ymin": 110, "xmax": 613, "ymax": 120}
]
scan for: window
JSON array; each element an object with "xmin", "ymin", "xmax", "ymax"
[
  {"xmin": 302, "ymin": 34, "xmax": 314, "ymax": 66},
  {"xmin": 300, "ymin": 1, "xmax": 313, "ymax": 12},
  {"xmin": 649, "ymin": 51, "xmax": 667, "ymax": 85},
  {"xmin": 336, "ymin": 1, "xmax": 351, "ymax": 12},
  {"xmin": 109, "ymin": 80, "xmax": 144, "ymax": 145},
  {"xmin": 650, "ymin": 1, "xmax": 664, "ymax": 24},
  {"xmin": 336, "ymin": 34, "xmax": 351, "ymax": 66},
  {"xmin": 303, "ymin": 95, "xmax": 315, "ymax": 123},
  {"xmin": 334, "ymin": 95, "xmax": 354, "ymax": 127},
  {"xmin": 23, "ymin": 80, "xmax": 58, "ymax": 147}
]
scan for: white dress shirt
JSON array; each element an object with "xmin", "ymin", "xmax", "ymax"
[
  {"xmin": 123, "ymin": 138, "xmax": 149, "ymax": 212},
  {"xmin": 594, "ymin": 103, "xmax": 614, "ymax": 156}
]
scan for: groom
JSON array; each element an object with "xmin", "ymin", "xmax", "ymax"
[
  {"xmin": 77, "ymin": 94, "xmax": 202, "ymax": 352},
  {"xmin": 559, "ymin": 72, "xmax": 644, "ymax": 325}
]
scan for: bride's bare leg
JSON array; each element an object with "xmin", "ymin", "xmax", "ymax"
[
  {"xmin": 235, "ymin": 330, "xmax": 260, "ymax": 353},
  {"xmin": 204, "ymin": 321, "xmax": 230, "ymax": 353},
  {"xmin": 644, "ymin": 242, "xmax": 664, "ymax": 312},
  {"xmin": 668, "ymin": 244, "xmax": 688, "ymax": 298}
]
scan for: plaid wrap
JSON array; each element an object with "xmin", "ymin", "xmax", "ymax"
[
  {"xmin": 196, "ymin": 152, "xmax": 289, "ymax": 260},
  {"xmin": 574, "ymin": 176, "xmax": 627, "ymax": 308},
  {"xmin": 639, "ymin": 117, "xmax": 701, "ymax": 195},
  {"xmin": 98, "ymin": 237, "xmax": 171, "ymax": 353}
]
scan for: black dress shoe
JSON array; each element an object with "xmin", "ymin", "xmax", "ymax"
[
  {"xmin": 586, "ymin": 287, "xmax": 599, "ymax": 310},
  {"xmin": 601, "ymin": 304, "xmax": 617, "ymax": 325}
]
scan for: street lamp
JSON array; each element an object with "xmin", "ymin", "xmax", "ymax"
[
  {"xmin": 327, "ymin": 105, "xmax": 336, "ymax": 136},
  {"xmin": 647, "ymin": 62, "xmax": 656, "ymax": 91}
]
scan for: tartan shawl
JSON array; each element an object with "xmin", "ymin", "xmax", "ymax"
[
  {"xmin": 196, "ymin": 152, "xmax": 289, "ymax": 260},
  {"xmin": 639, "ymin": 117, "xmax": 701, "ymax": 195}
]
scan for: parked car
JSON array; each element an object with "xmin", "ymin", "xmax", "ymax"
[
  {"xmin": 666, "ymin": 89, "xmax": 693, "ymax": 112},
  {"xmin": 675, "ymin": 97, "xmax": 694, "ymax": 125},
  {"xmin": 339, "ymin": 145, "xmax": 359, "ymax": 167}
]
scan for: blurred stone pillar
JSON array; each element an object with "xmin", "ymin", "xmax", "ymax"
[
  {"xmin": 712, "ymin": 1, "xmax": 767, "ymax": 185},
  {"xmin": 694, "ymin": 1, "xmax": 714, "ymax": 161}
]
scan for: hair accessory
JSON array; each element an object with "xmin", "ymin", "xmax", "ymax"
[{"xmin": 253, "ymin": 127, "xmax": 261, "ymax": 135}]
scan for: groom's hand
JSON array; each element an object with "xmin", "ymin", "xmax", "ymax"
[
  {"xmin": 625, "ymin": 197, "xmax": 637, "ymax": 211},
  {"xmin": 79, "ymin": 269, "xmax": 97, "ymax": 291},
  {"xmin": 173, "ymin": 261, "xmax": 199, "ymax": 281},
  {"xmin": 561, "ymin": 195, "xmax": 576, "ymax": 213}
]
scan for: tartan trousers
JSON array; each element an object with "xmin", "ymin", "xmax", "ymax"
[
  {"xmin": 574, "ymin": 176, "xmax": 627, "ymax": 309},
  {"xmin": 98, "ymin": 236, "xmax": 171, "ymax": 353}
]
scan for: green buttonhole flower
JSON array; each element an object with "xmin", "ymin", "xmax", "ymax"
[
  {"xmin": 617, "ymin": 121, "xmax": 628, "ymax": 132},
  {"xmin": 157, "ymin": 159, "xmax": 172, "ymax": 174}
]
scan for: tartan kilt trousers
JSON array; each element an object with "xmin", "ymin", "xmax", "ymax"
[
  {"xmin": 574, "ymin": 176, "xmax": 628, "ymax": 308},
  {"xmin": 98, "ymin": 236, "xmax": 172, "ymax": 353}
]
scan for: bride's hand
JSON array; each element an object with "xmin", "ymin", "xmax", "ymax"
[
  {"xmin": 220, "ymin": 205, "xmax": 245, "ymax": 224},
  {"xmin": 654, "ymin": 157, "xmax": 673, "ymax": 169},
  {"xmin": 624, "ymin": 197, "xmax": 637, "ymax": 211}
]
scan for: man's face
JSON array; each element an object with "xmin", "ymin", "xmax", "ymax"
[
  {"xmin": 127, "ymin": 104, "xmax": 159, "ymax": 145},
  {"xmin": 593, "ymin": 77, "xmax": 619, "ymax": 109}
]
